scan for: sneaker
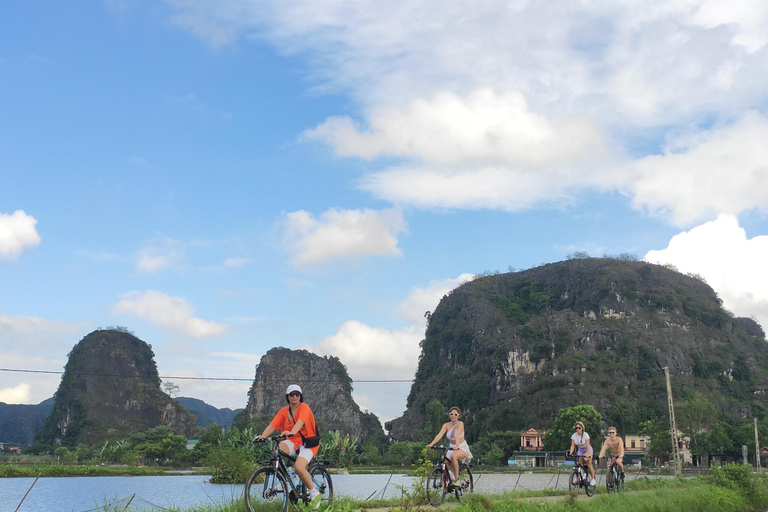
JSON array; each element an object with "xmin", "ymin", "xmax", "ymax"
[
  {"xmin": 308, "ymin": 488, "xmax": 322, "ymax": 509},
  {"xmin": 590, "ymin": 478, "xmax": 596, "ymax": 486}
]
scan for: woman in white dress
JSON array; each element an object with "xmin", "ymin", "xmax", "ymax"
[{"xmin": 427, "ymin": 406, "xmax": 473, "ymax": 486}]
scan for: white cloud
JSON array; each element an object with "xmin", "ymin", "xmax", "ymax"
[
  {"xmin": 0, "ymin": 313, "xmax": 82, "ymax": 337},
  {"xmin": 283, "ymin": 207, "xmax": 406, "ymax": 266},
  {"xmin": 166, "ymin": 1, "xmax": 768, "ymax": 220},
  {"xmin": 312, "ymin": 320, "xmax": 423, "ymax": 381},
  {"xmin": 114, "ymin": 290, "xmax": 227, "ymax": 338},
  {"xmin": 223, "ymin": 257, "xmax": 253, "ymax": 268},
  {"xmin": 396, "ymin": 273, "xmax": 475, "ymax": 325},
  {"xmin": 166, "ymin": 1, "xmax": 768, "ymax": 120},
  {"xmin": 0, "ymin": 313, "xmax": 86, "ymax": 404},
  {"xmin": 692, "ymin": 0, "xmax": 768, "ymax": 52},
  {"xmin": 135, "ymin": 240, "xmax": 186, "ymax": 272},
  {"xmin": 306, "ymin": 89, "xmax": 605, "ymax": 166},
  {"xmin": 630, "ymin": 112, "xmax": 768, "ymax": 226},
  {"xmin": 306, "ymin": 89, "xmax": 615, "ymax": 210},
  {"xmin": 0, "ymin": 383, "xmax": 31, "ymax": 403},
  {"xmin": 644, "ymin": 214, "xmax": 768, "ymax": 329},
  {"xmin": 306, "ymin": 272, "xmax": 471, "ymax": 420},
  {"xmin": 0, "ymin": 210, "xmax": 41, "ymax": 260}
]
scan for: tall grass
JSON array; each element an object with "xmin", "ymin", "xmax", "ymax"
[{"xmin": 457, "ymin": 485, "xmax": 751, "ymax": 512}]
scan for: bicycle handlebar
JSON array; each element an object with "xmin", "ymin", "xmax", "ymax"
[{"xmin": 253, "ymin": 433, "xmax": 286, "ymax": 443}]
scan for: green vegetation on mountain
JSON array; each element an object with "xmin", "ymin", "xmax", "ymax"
[
  {"xmin": 389, "ymin": 258, "xmax": 768, "ymax": 447},
  {"xmin": 31, "ymin": 329, "xmax": 196, "ymax": 450}
]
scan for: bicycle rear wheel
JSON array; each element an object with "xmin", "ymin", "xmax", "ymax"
[
  {"xmin": 426, "ymin": 467, "xmax": 445, "ymax": 507},
  {"xmin": 244, "ymin": 466, "xmax": 288, "ymax": 512},
  {"xmin": 308, "ymin": 464, "xmax": 334, "ymax": 507}
]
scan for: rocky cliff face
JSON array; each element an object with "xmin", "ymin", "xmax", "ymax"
[
  {"xmin": 34, "ymin": 329, "xmax": 196, "ymax": 447},
  {"xmin": 245, "ymin": 348, "xmax": 383, "ymax": 441},
  {"xmin": 388, "ymin": 259, "xmax": 768, "ymax": 441}
]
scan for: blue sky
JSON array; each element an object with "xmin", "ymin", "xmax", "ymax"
[{"xmin": 2, "ymin": 1, "xmax": 768, "ymax": 424}]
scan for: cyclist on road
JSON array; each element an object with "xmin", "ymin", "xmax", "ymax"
[
  {"xmin": 599, "ymin": 426, "xmax": 625, "ymax": 480},
  {"xmin": 427, "ymin": 406, "xmax": 473, "ymax": 488},
  {"xmin": 254, "ymin": 384, "xmax": 321, "ymax": 502},
  {"xmin": 567, "ymin": 421, "xmax": 596, "ymax": 486}
]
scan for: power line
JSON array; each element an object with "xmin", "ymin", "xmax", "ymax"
[{"xmin": 0, "ymin": 367, "xmax": 413, "ymax": 383}]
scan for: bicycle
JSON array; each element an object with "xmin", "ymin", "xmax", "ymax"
[
  {"xmin": 604, "ymin": 456, "xmax": 624, "ymax": 494},
  {"xmin": 425, "ymin": 445, "xmax": 474, "ymax": 507},
  {"xmin": 244, "ymin": 434, "xmax": 333, "ymax": 512},
  {"xmin": 567, "ymin": 454, "xmax": 595, "ymax": 497}
]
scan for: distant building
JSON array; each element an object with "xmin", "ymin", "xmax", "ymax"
[
  {"xmin": 520, "ymin": 428, "xmax": 546, "ymax": 451},
  {"xmin": 623, "ymin": 434, "xmax": 648, "ymax": 464}
]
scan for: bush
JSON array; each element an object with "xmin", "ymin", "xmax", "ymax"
[
  {"xmin": 710, "ymin": 463, "xmax": 768, "ymax": 508},
  {"xmin": 205, "ymin": 447, "xmax": 257, "ymax": 484}
]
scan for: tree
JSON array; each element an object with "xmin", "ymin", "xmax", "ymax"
[
  {"xmin": 543, "ymin": 405, "xmax": 603, "ymax": 452},
  {"xmin": 675, "ymin": 392, "xmax": 718, "ymax": 464},
  {"xmin": 162, "ymin": 381, "xmax": 180, "ymax": 398},
  {"xmin": 642, "ymin": 418, "xmax": 672, "ymax": 463}
]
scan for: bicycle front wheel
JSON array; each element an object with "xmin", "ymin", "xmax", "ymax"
[
  {"xmin": 426, "ymin": 467, "xmax": 445, "ymax": 506},
  {"xmin": 244, "ymin": 466, "xmax": 288, "ymax": 512},
  {"xmin": 617, "ymin": 474, "xmax": 625, "ymax": 493},
  {"xmin": 606, "ymin": 468, "xmax": 615, "ymax": 493},
  {"xmin": 459, "ymin": 465, "xmax": 474, "ymax": 495},
  {"xmin": 585, "ymin": 477, "xmax": 595, "ymax": 497},
  {"xmin": 309, "ymin": 464, "xmax": 334, "ymax": 507},
  {"xmin": 569, "ymin": 471, "xmax": 580, "ymax": 493}
]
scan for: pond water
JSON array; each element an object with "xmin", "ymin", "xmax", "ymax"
[{"xmin": 2, "ymin": 471, "xmax": 667, "ymax": 511}]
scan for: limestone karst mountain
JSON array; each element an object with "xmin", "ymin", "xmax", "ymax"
[
  {"xmin": 388, "ymin": 258, "xmax": 768, "ymax": 441},
  {"xmin": 244, "ymin": 347, "xmax": 383, "ymax": 441},
  {"xmin": 33, "ymin": 329, "xmax": 196, "ymax": 448}
]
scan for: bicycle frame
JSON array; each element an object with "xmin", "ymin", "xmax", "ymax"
[
  {"xmin": 426, "ymin": 445, "xmax": 473, "ymax": 506},
  {"xmin": 261, "ymin": 435, "xmax": 305, "ymax": 503},
  {"xmin": 569, "ymin": 454, "xmax": 594, "ymax": 497},
  {"xmin": 606, "ymin": 456, "xmax": 623, "ymax": 493}
]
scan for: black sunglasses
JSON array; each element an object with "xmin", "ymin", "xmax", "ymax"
[{"xmin": 288, "ymin": 392, "xmax": 301, "ymax": 397}]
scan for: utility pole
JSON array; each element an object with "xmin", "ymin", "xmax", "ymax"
[
  {"xmin": 755, "ymin": 418, "xmax": 761, "ymax": 469},
  {"xmin": 664, "ymin": 367, "xmax": 682, "ymax": 477}
]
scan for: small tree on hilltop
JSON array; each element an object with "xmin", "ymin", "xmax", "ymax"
[{"xmin": 543, "ymin": 405, "xmax": 603, "ymax": 452}]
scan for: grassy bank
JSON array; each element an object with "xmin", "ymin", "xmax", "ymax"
[
  {"xmin": 0, "ymin": 464, "xmax": 180, "ymax": 477},
  {"xmin": 85, "ymin": 465, "xmax": 768, "ymax": 512}
]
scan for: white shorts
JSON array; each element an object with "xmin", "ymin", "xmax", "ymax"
[{"xmin": 281, "ymin": 441, "xmax": 315, "ymax": 462}]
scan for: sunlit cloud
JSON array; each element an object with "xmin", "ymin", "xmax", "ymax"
[
  {"xmin": 0, "ymin": 313, "xmax": 87, "ymax": 404},
  {"xmin": 0, "ymin": 210, "xmax": 41, "ymax": 260},
  {"xmin": 311, "ymin": 321, "xmax": 422, "ymax": 381},
  {"xmin": 166, "ymin": 1, "xmax": 768, "ymax": 222},
  {"xmin": 644, "ymin": 214, "xmax": 768, "ymax": 329},
  {"xmin": 630, "ymin": 112, "xmax": 768, "ymax": 227},
  {"xmin": 283, "ymin": 207, "xmax": 406, "ymax": 266},
  {"xmin": 396, "ymin": 273, "xmax": 475, "ymax": 325},
  {"xmin": 114, "ymin": 290, "xmax": 227, "ymax": 338},
  {"xmin": 0, "ymin": 383, "xmax": 31, "ymax": 404},
  {"xmin": 306, "ymin": 272, "xmax": 471, "ymax": 419}
]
